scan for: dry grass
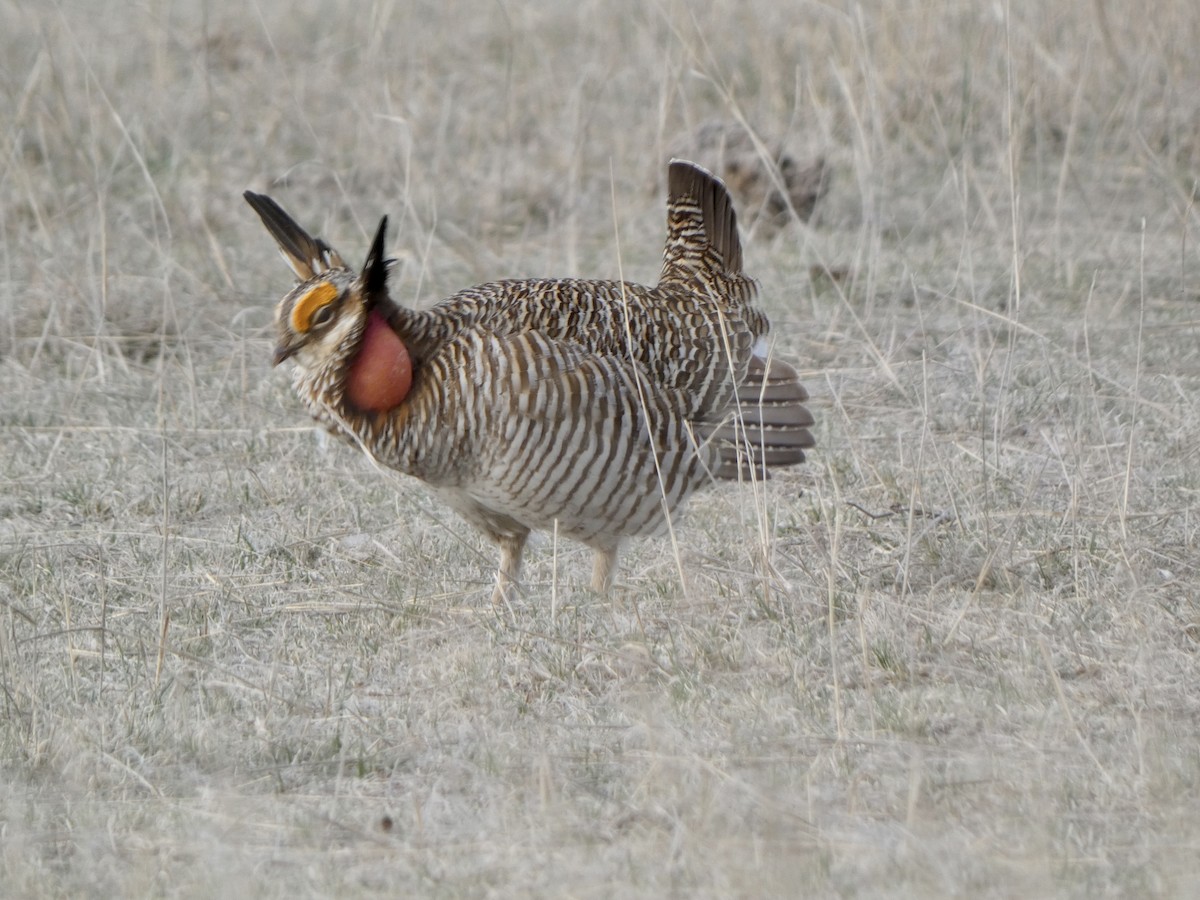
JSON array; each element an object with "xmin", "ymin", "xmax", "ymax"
[{"xmin": 3, "ymin": 0, "xmax": 1200, "ymax": 896}]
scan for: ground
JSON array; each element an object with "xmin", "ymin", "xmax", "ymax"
[{"xmin": 2, "ymin": 0, "xmax": 1200, "ymax": 896}]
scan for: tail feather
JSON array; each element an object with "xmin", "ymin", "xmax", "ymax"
[
  {"xmin": 662, "ymin": 159, "xmax": 743, "ymax": 280},
  {"xmin": 243, "ymin": 191, "xmax": 346, "ymax": 281},
  {"xmin": 708, "ymin": 354, "xmax": 815, "ymax": 480}
]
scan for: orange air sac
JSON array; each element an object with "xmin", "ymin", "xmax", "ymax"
[{"xmin": 345, "ymin": 311, "xmax": 413, "ymax": 413}]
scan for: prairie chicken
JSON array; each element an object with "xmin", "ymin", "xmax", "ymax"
[{"xmin": 245, "ymin": 161, "xmax": 814, "ymax": 602}]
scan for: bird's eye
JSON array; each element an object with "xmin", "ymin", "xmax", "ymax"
[{"xmin": 310, "ymin": 304, "xmax": 335, "ymax": 328}]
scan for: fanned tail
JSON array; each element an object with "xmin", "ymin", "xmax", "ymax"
[
  {"xmin": 660, "ymin": 161, "xmax": 814, "ymax": 476},
  {"xmin": 660, "ymin": 159, "xmax": 744, "ymax": 282},
  {"xmin": 706, "ymin": 353, "xmax": 815, "ymax": 480},
  {"xmin": 243, "ymin": 191, "xmax": 346, "ymax": 281}
]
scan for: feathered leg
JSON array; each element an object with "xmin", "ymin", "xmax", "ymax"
[
  {"xmin": 492, "ymin": 531, "xmax": 529, "ymax": 606},
  {"xmin": 590, "ymin": 541, "xmax": 620, "ymax": 593}
]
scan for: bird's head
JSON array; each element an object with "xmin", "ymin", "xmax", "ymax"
[{"xmin": 245, "ymin": 192, "xmax": 412, "ymax": 413}]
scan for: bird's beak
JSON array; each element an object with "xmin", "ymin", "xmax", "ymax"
[{"xmin": 273, "ymin": 342, "xmax": 297, "ymax": 367}]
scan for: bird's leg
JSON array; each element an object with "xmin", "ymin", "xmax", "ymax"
[
  {"xmin": 491, "ymin": 531, "xmax": 528, "ymax": 606},
  {"xmin": 590, "ymin": 541, "xmax": 620, "ymax": 593}
]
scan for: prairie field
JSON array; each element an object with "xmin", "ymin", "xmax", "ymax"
[{"xmin": 3, "ymin": 0, "xmax": 1200, "ymax": 896}]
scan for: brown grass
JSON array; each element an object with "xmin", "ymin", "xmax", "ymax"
[{"xmin": 3, "ymin": 0, "xmax": 1200, "ymax": 895}]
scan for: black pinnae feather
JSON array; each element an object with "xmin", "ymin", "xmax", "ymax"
[
  {"xmin": 244, "ymin": 190, "xmax": 346, "ymax": 278},
  {"xmin": 361, "ymin": 215, "xmax": 389, "ymax": 300}
]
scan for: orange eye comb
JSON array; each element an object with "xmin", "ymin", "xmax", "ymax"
[{"xmin": 290, "ymin": 282, "xmax": 339, "ymax": 333}]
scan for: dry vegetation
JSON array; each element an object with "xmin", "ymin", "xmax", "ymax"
[{"xmin": 2, "ymin": 0, "xmax": 1200, "ymax": 895}]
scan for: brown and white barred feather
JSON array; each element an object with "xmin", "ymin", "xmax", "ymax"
[{"xmin": 245, "ymin": 161, "xmax": 814, "ymax": 601}]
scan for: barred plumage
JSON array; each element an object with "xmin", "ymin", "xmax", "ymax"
[{"xmin": 246, "ymin": 161, "xmax": 815, "ymax": 601}]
